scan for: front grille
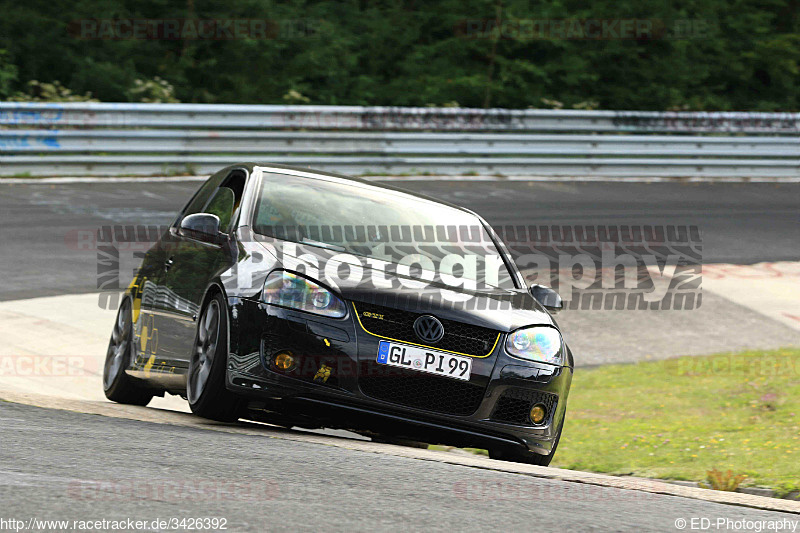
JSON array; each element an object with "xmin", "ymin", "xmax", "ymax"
[
  {"xmin": 355, "ymin": 302, "xmax": 500, "ymax": 357},
  {"xmin": 491, "ymin": 388, "xmax": 558, "ymax": 426},
  {"xmin": 359, "ymin": 360, "xmax": 486, "ymax": 416}
]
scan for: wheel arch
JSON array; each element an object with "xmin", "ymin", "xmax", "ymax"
[
  {"xmin": 188, "ymin": 279, "xmax": 245, "ymax": 420},
  {"xmin": 198, "ymin": 280, "xmax": 233, "ymax": 367}
]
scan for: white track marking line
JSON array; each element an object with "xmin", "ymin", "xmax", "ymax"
[{"xmin": 0, "ymin": 176, "xmax": 208, "ymax": 184}]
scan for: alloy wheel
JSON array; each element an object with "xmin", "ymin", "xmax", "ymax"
[{"xmin": 188, "ymin": 300, "xmax": 220, "ymax": 404}]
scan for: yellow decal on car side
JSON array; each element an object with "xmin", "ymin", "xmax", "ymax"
[
  {"xmin": 314, "ymin": 364, "xmax": 332, "ymax": 383},
  {"xmin": 137, "ymin": 314, "xmax": 159, "ymax": 376},
  {"xmin": 127, "ymin": 276, "xmax": 142, "ymax": 323}
]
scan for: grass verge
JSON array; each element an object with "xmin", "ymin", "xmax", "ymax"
[{"xmin": 553, "ymin": 347, "xmax": 800, "ymax": 494}]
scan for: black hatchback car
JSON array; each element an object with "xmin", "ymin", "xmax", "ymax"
[{"xmin": 103, "ymin": 164, "xmax": 574, "ymax": 466}]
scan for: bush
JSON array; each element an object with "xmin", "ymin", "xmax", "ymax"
[
  {"xmin": 126, "ymin": 77, "xmax": 179, "ymax": 103},
  {"xmin": 11, "ymin": 80, "xmax": 96, "ymax": 102}
]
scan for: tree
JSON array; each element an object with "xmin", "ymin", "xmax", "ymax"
[{"xmin": 0, "ymin": 0, "xmax": 797, "ymax": 110}]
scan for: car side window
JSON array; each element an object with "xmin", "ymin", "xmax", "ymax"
[
  {"xmin": 204, "ymin": 187, "xmax": 236, "ymax": 232},
  {"xmin": 201, "ymin": 169, "xmax": 247, "ymax": 233}
]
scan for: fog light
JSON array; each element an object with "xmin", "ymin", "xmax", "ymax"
[
  {"xmin": 273, "ymin": 351, "xmax": 296, "ymax": 371},
  {"xmin": 529, "ymin": 404, "xmax": 546, "ymax": 425}
]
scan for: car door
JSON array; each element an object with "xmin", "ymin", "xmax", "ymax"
[
  {"xmin": 129, "ymin": 235, "xmax": 170, "ymax": 370},
  {"xmin": 155, "ymin": 168, "xmax": 246, "ymax": 368},
  {"xmin": 145, "ymin": 168, "xmax": 230, "ymax": 371}
]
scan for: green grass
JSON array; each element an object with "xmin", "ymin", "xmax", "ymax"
[{"xmin": 552, "ymin": 348, "xmax": 800, "ymax": 494}]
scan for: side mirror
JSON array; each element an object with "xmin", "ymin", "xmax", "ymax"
[
  {"xmin": 180, "ymin": 213, "xmax": 223, "ymax": 244},
  {"xmin": 530, "ymin": 284, "xmax": 563, "ymax": 314}
]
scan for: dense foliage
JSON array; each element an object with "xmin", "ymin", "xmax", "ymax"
[{"xmin": 0, "ymin": 0, "xmax": 798, "ymax": 110}]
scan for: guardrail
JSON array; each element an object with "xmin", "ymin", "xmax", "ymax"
[{"xmin": 0, "ymin": 102, "xmax": 798, "ymax": 177}]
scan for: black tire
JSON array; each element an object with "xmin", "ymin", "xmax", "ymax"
[
  {"xmin": 490, "ymin": 416, "xmax": 565, "ymax": 467},
  {"xmin": 187, "ymin": 292, "xmax": 243, "ymax": 422},
  {"xmin": 103, "ymin": 298, "xmax": 154, "ymax": 406}
]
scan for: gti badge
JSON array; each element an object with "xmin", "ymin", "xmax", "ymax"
[{"xmin": 413, "ymin": 315, "xmax": 444, "ymax": 344}]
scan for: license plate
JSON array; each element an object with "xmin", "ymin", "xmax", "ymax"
[{"xmin": 376, "ymin": 340, "xmax": 472, "ymax": 381}]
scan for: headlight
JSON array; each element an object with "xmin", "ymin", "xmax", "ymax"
[
  {"xmin": 505, "ymin": 327, "xmax": 563, "ymax": 365},
  {"xmin": 262, "ymin": 270, "xmax": 347, "ymax": 318}
]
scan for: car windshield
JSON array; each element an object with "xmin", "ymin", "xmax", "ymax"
[{"xmin": 251, "ymin": 171, "xmax": 516, "ymax": 289}]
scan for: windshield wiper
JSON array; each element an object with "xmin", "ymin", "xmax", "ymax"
[{"xmin": 300, "ymin": 237, "xmax": 346, "ymax": 252}]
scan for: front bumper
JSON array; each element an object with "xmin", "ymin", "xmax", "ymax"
[{"xmin": 225, "ymin": 297, "xmax": 573, "ymax": 455}]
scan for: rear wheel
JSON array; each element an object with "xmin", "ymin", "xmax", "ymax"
[
  {"xmin": 187, "ymin": 293, "xmax": 243, "ymax": 422},
  {"xmin": 103, "ymin": 298, "xmax": 153, "ymax": 406}
]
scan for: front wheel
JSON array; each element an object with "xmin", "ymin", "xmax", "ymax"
[
  {"xmin": 103, "ymin": 298, "xmax": 153, "ymax": 406},
  {"xmin": 187, "ymin": 293, "xmax": 243, "ymax": 422}
]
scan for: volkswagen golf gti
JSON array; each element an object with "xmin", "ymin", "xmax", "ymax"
[{"xmin": 103, "ymin": 163, "xmax": 574, "ymax": 465}]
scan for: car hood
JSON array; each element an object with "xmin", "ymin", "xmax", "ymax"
[
  {"xmin": 340, "ymin": 284, "xmax": 556, "ymax": 332},
  {"xmin": 240, "ymin": 231, "xmax": 557, "ymax": 332}
]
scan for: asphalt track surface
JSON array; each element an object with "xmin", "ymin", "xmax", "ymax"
[{"xmin": 2, "ymin": 401, "xmax": 798, "ymax": 532}]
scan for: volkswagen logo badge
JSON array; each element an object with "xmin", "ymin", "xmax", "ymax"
[{"xmin": 413, "ymin": 315, "xmax": 444, "ymax": 344}]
